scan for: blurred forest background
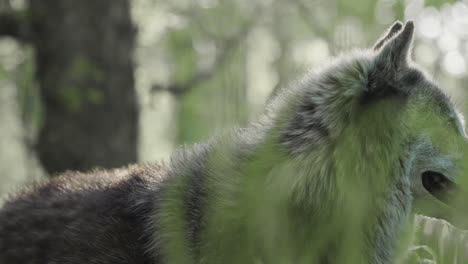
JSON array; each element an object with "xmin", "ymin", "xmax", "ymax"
[{"xmin": 0, "ymin": 0, "xmax": 467, "ymax": 200}]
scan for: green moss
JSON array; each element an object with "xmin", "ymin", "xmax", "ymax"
[
  {"xmin": 67, "ymin": 56, "xmax": 104, "ymax": 82},
  {"xmin": 60, "ymin": 56, "xmax": 107, "ymax": 110},
  {"xmin": 87, "ymin": 88, "xmax": 104, "ymax": 104},
  {"xmin": 60, "ymin": 85, "xmax": 81, "ymax": 112}
]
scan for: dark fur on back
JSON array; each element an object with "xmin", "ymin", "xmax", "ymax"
[{"xmin": 0, "ymin": 164, "xmax": 164, "ymax": 264}]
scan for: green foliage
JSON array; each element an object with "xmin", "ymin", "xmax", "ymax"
[
  {"xmin": 166, "ymin": 29, "xmax": 197, "ymax": 84},
  {"xmin": 426, "ymin": 0, "xmax": 458, "ymax": 8},
  {"xmin": 11, "ymin": 46, "xmax": 43, "ymax": 133},
  {"xmin": 337, "ymin": 0, "xmax": 377, "ymax": 24}
]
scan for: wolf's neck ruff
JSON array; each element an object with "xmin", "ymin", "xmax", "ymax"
[{"xmin": 155, "ymin": 105, "xmax": 411, "ymax": 263}]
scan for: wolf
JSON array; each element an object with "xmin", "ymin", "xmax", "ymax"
[{"xmin": 1, "ymin": 21, "xmax": 467, "ymax": 264}]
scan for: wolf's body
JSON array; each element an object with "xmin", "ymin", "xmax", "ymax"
[{"xmin": 1, "ymin": 21, "xmax": 467, "ymax": 264}]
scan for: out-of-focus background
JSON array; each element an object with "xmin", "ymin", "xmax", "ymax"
[
  {"xmin": 1, "ymin": 0, "xmax": 467, "ymax": 195},
  {"xmin": 0, "ymin": 0, "xmax": 467, "ymax": 262}
]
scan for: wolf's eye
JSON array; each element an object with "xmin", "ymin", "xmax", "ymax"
[{"xmin": 421, "ymin": 171, "xmax": 454, "ymax": 204}]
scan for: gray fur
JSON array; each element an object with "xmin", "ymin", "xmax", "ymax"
[
  {"xmin": 373, "ymin": 21, "xmax": 403, "ymax": 51},
  {"xmin": 0, "ymin": 165, "xmax": 164, "ymax": 263}
]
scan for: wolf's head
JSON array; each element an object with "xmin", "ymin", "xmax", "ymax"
[
  {"xmin": 280, "ymin": 21, "xmax": 468, "ymax": 222},
  {"xmin": 371, "ymin": 22, "xmax": 468, "ymax": 221}
]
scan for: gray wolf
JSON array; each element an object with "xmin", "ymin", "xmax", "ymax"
[{"xmin": 1, "ymin": 21, "xmax": 467, "ymax": 264}]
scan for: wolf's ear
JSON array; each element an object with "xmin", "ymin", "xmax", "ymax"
[
  {"xmin": 376, "ymin": 21, "xmax": 414, "ymax": 68},
  {"xmin": 373, "ymin": 21, "xmax": 403, "ymax": 51}
]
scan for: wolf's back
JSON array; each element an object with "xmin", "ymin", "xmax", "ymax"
[{"xmin": 0, "ymin": 165, "xmax": 164, "ymax": 264}]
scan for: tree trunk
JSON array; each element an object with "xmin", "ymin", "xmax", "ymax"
[{"xmin": 29, "ymin": 0, "xmax": 138, "ymax": 174}]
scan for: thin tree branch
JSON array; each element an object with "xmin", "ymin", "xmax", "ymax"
[
  {"xmin": 293, "ymin": 0, "xmax": 335, "ymax": 54},
  {"xmin": 152, "ymin": 16, "xmax": 257, "ymax": 97},
  {"xmin": 0, "ymin": 11, "xmax": 32, "ymax": 42}
]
